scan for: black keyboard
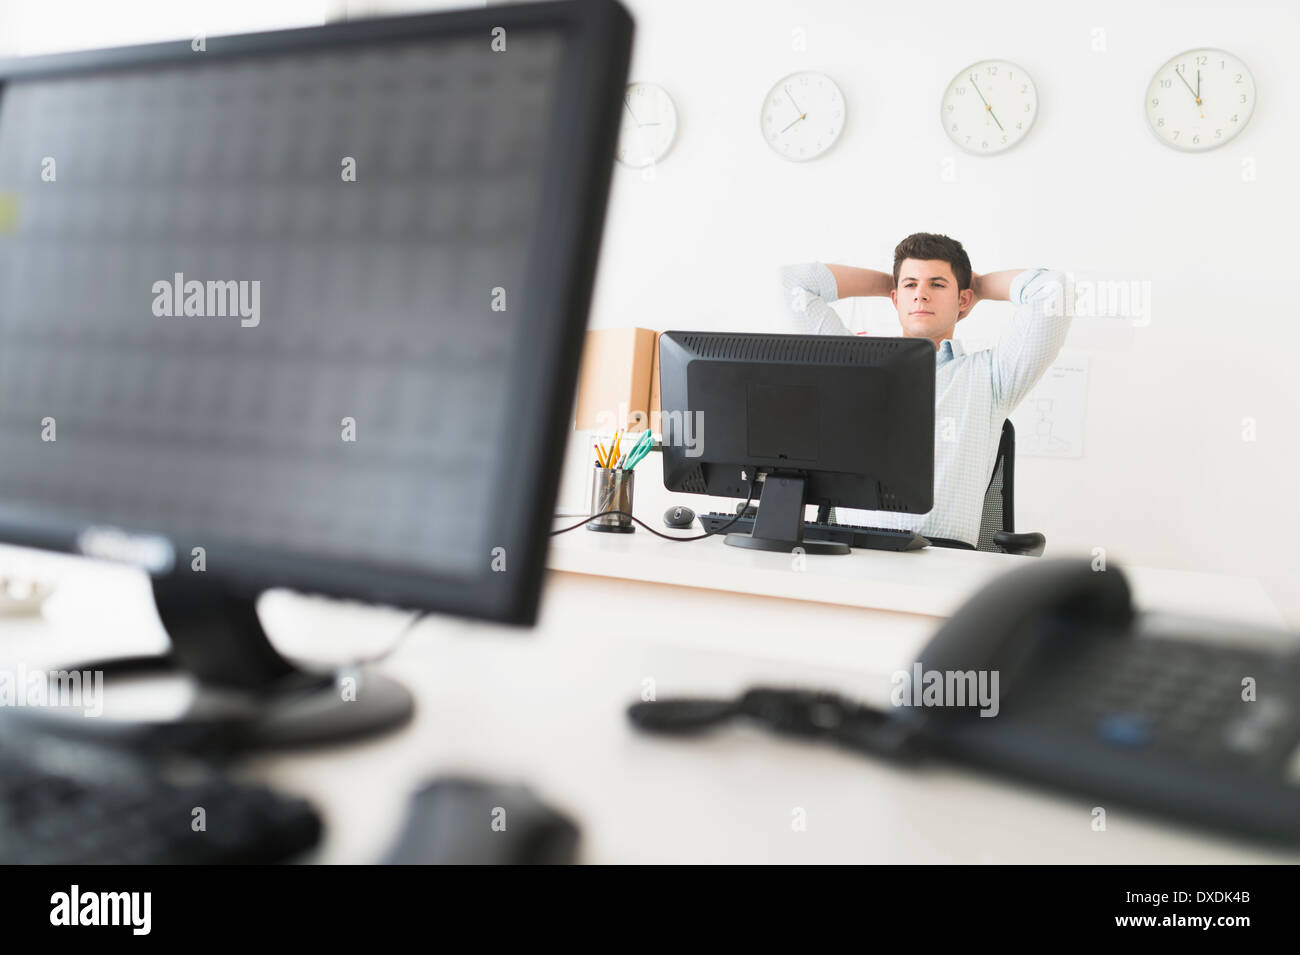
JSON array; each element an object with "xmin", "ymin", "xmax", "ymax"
[
  {"xmin": 698, "ymin": 511, "xmax": 928, "ymax": 551},
  {"xmin": 0, "ymin": 725, "xmax": 322, "ymax": 864}
]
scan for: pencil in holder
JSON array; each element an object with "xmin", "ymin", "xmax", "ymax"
[{"xmin": 587, "ymin": 467, "xmax": 634, "ymax": 533}]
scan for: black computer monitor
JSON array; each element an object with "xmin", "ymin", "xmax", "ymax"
[
  {"xmin": 658, "ymin": 331, "xmax": 935, "ymax": 555},
  {"xmin": 0, "ymin": 0, "xmax": 632, "ymax": 745}
]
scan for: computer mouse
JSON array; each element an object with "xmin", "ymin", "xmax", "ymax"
[
  {"xmin": 383, "ymin": 777, "xmax": 579, "ymax": 865},
  {"xmin": 663, "ymin": 505, "xmax": 696, "ymax": 528}
]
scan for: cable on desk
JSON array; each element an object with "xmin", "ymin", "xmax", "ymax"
[
  {"xmin": 343, "ymin": 609, "xmax": 429, "ymax": 666},
  {"xmin": 549, "ymin": 475, "xmax": 757, "ymax": 542}
]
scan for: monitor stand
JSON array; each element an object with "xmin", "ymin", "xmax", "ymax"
[
  {"xmin": 25, "ymin": 574, "xmax": 415, "ymax": 751},
  {"xmin": 725, "ymin": 474, "xmax": 850, "ymax": 556}
]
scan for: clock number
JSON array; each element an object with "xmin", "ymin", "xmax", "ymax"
[
  {"xmin": 1240, "ymin": 94, "xmax": 1247, "ymax": 102},
  {"xmin": 1151, "ymin": 98, "xmax": 1159, "ymax": 106}
]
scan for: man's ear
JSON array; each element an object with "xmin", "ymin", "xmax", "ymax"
[
  {"xmin": 956, "ymin": 287, "xmax": 975, "ymax": 319},
  {"xmin": 889, "ymin": 288, "xmax": 898, "ymax": 308}
]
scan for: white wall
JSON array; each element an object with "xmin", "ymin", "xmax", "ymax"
[{"xmin": 580, "ymin": 0, "xmax": 1300, "ymax": 626}]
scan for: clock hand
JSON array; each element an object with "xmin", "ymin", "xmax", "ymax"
[
  {"xmin": 780, "ymin": 113, "xmax": 807, "ymax": 133},
  {"xmin": 970, "ymin": 77, "xmax": 1004, "ymax": 132},
  {"xmin": 785, "ymin": 86, "xmax": 803, "ymax": 116},
  {"xmin": 623, "ymin": 95, "xmax": 641, "ymax": 127},
  {"xmin": 1197, "ymin": 69, "xmax": 1204, "ymax": 117},
  {"xmin": 1175, "ymin": 67, "xmax": 1200, "ymax": 105}
]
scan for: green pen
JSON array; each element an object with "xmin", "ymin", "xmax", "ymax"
[
  {"xmin": 622, "ymin": 431, "xmax": 651, "ymax": 467},
  {"xmin": 623, "ymin": 433, "xmax": 654, "ymax": 471}
]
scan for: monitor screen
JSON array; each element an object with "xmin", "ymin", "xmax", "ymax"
[{"xmin": 0, "ymin": 6, "xmax": 630, "ymax": 623}]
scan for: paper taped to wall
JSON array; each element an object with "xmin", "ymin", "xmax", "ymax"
[{"xmin": 1009, "ymin": 352, "xmax": 1089, "ymax": 458}]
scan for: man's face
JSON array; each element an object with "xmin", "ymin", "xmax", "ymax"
[{"xmin": 890, "ymin": 258, "xmax": 972, "ymax": 342}]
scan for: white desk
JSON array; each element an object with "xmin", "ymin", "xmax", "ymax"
[
  {"xmin": 548, "ymin": 518, "xmax": 1289, "ymax": 627},
  {"xmin": 0, "ymin": 534, "xmax": 1295, "ymax": 864}
]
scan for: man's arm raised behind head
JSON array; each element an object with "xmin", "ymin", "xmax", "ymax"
[
  {"xmin": 987, "ymin": 269, "xmax": 1072, "ymax": 415},
  {"xmin": 780, "ymin": 262, "xmax": 893, "ymax": 336},
  {"xmin": 826, "ymin": 264, "xmax": 895, "ymax": 299}
]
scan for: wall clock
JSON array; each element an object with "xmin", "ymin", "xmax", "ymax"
[
  {"xmin": 616, "ymin": 82, "xmax": 678, "ymax": 168},
  {"xmin": 760, "ymin": 71, "xmax": 845, "ymax": 161},
  {"xmin": 941, "ymin": 59, "xmax": 1037, "ymax": 155},
  {"xmin": 1145, "ymin": 48, "xmax": 1255, "ymax": 151}
]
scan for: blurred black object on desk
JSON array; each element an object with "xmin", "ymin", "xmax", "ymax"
[
  {"xmin": 384, "ymin": 777, "xmax": 579, "ymax": 865},
  {"xmin": 0, "ymin": 720, "xmax": 322, "ymax": 864}
]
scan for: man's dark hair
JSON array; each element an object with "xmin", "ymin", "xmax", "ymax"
[{"xmin": 892, "ymin": 233, "xmax": 972, "ymax": 291}]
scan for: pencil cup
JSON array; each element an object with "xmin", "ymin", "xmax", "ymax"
[{"xmin": 587, "ymin": 467, "xmax": 634, "ymax": 533}]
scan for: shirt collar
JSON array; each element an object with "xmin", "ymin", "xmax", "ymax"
[{"xmin": 937, "ymin": 338, "xmax": 964, "ymax": 364}]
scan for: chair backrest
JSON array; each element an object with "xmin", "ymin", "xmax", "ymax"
[
  {"xmin": 822, "ymin": 418, "xmax": 1019, "ymax": 552},
  {"xmin": 974, "ymin": 418, "xmax": 1016, "ymax": 552}
]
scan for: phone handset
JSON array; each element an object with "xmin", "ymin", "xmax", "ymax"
[{"xmin": 913, "ymin": 558, "xmax": 1134, "ymax": 700}]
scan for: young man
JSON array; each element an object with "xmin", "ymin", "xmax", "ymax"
[{"xmin": 780, "ymin": 232, "xmax": 1070, "ymax": 549}]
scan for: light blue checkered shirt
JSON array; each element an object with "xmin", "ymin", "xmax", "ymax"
[{"xmin": 780, "ymin": 263, "xmax": 1071, "ymax": 547}]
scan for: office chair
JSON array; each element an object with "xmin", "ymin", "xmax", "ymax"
[
  {"xmin": 771, "ymin": 422, "xmax": 1045, "ymax": 556},
  {"xmin": 930, "ymin": 419, "xmax": 1046, "ymax": 557}
]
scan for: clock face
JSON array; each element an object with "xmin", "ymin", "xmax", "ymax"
[
  {"xmin": 616, "ymin": 83, "xmax": 678, "ymax": 168},
  {"xmin": 941, "ymin": 60, "xmax": 1037, "ymax": 155},
  {"xmin": 760, "ymin": 71, "xmax": 845, "ymax": 161},
  {"xmin": 1145, "ymin": 48, "xmax": 1255, "ymax": 151}
]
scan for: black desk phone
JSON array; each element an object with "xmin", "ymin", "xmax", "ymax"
[{"xmin": 630, "ymin": 559, "xmax": 1300, "ymax": 845}]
